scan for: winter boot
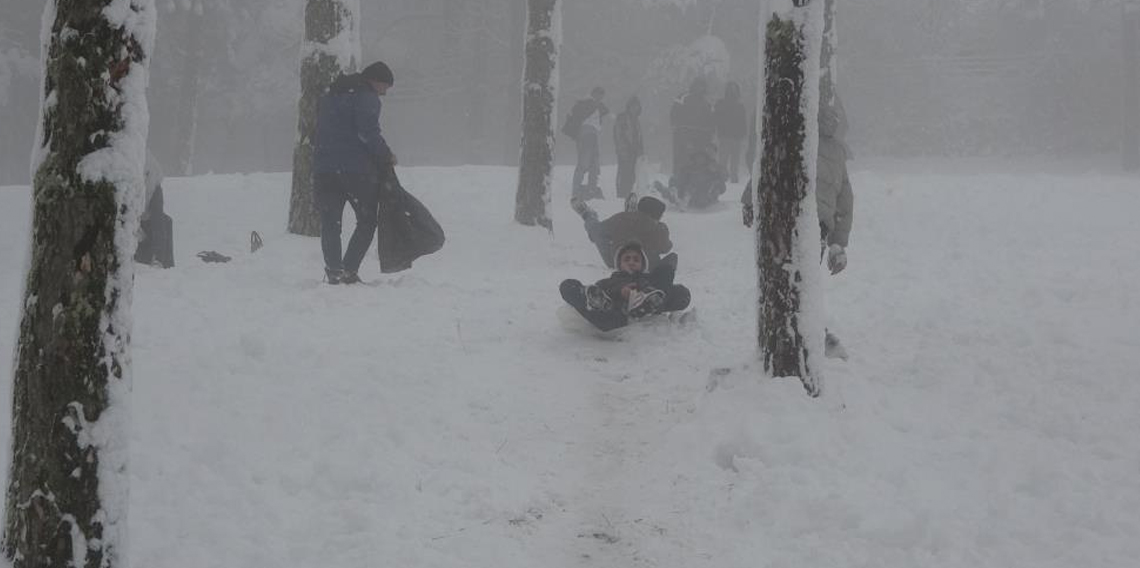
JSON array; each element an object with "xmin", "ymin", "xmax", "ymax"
[
  {"xmin": 585, "ymin": 285, "xmax": 613, "ymax": 312},
  {"xmin": 624, "ymin": 191, "xmax": 639, "ymax": 213},
  {"xmin": 583, "ymin": 185, "xmax": 604, "ymax": 200},
  {"xmin": 652, "ymin": 180, "xmax": 682, "ymax": 208},
  {"xmin": 570, "ymin": 197, "xmax": 598, "ymax": 222},
  {"xmin": 626, "ymin": 288, "xmax": 666, "ymax": 318},
  {"xmin": 340, "ymin": 271, "xmax": 362, "ymax": 285}
]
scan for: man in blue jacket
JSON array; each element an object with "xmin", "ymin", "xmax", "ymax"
[{"xmin": 313, "ymin": 61, "xmax": 395, "ymax": 284}]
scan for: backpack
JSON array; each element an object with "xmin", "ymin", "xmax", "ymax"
[{"xmin": 561, "ymin": 99, "xmax": 593, "ymax": 139}]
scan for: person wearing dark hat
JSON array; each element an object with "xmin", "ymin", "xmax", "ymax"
[
  {"xmin": 312, "ymin": 60, "xmax": 395, "ymax": 284},
  {"xmin": 570, "ymin": 194, "xmax": 673, "ymax": 272}
]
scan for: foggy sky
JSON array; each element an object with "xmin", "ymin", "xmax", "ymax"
[{"xmin": 0, "ymin": 0, "xmax": 1132, "ymax": 183}]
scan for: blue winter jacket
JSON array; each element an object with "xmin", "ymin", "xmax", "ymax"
[{"xmin": 313, "ymin": 73, "xmax": 392, "ymax": 175}]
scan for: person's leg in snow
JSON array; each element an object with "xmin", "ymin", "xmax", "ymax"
[
  {"xmin": 586, "ymin": 131, "xmax": 601, "ymax": 195},
  {"xmin": 572, "ymin": 198, "xmax": 618, "ymax": 269},
  {"xmin": 315, "ymin": 172, "xmax": 379, "ymax": 284},
  {"xmin": 560, "ymin": 279, "xmax": 627, "ymax": 332},
  {"xmin": 661, "ymin": 284, "xmax": 691, "ymax": 313},
  {"xmin": 626, "ymin": 288, "xmax": 666, "ymax": 318},
  {"xmin": 340, "ymin": 173, "xmax": 380, "ymax": 282},
  {"xmin": 649, "ymin": 252, "xmax": 678, "ymax": 290},
  {"xmin": 315, "ymin": 172, "xmax": 350, "ymax": 281},
  {"xmin": 573, "ymin": 130, "xmax": 602, "ymax": 199},
  {"xmin": 616, "ymin": 157, "xmax": 635, "ymax": 199}
]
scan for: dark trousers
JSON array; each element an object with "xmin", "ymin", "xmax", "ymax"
[
  {"xmin": 719, "ymin": 136, "xmax": 743, "ymax": 183},
  {"xmin": 572, "ymin": 129, "xmax": 601, "ymax": 196},
  {"xmin": 648, "ymin": 254, "xmax": 691, "ymax": 312},
  {"xmin": 560, "ymin": 279, "xmax": 628, "ymax": 332},
  {"xmin": 559, "ymin": 271, "xmax": 691, "ymax": 333},
  {"xmin": 616, "ymin": 156, "xmax": 636, "ymax": 198},
  {"xmin": 315, "ymin": 171, "xmax": 380, "ymax": 274}
]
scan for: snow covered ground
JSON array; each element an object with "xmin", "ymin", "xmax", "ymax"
[{"xmin": 1, "ymin": 163, "xmax": 1138, "ymax": 568}]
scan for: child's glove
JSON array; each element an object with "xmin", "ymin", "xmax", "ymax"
[{"xmin": 826, "ymin": 244, "xmax": 847, "ymax": 275}]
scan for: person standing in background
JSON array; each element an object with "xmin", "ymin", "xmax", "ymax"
[
  {"xmin": 714, "ymin": 81, "xmax": 747, "ymax": 184},
  {"xmin": 613, "ymin": 96, "xmax": 643, "ymax": 199}
]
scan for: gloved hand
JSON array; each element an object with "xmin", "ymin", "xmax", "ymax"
[
  {"xmin": 826, "ymin": 244, "xmax": 847, "ymax": 275},
  {"xmin": 742, "ymin": 202, "xmax": 754, "ymax": 227}
]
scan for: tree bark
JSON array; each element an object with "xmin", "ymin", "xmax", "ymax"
[
  {"xmin": 288, "ymin": 0, "xmax": 360, "ymax": 236},
  {"xmin": 755, "ymin": 1, "xmax": 824, "ymax": 397},
  {"xmin": 3, "ymin": 1, "xmax": 155, "ymax": 566},
  {"xmin": 504, "ymin": 0, "xmax": 527, "ymax": 166},
  {"xmin": 819, "ymin": 0, "xmax": 836, "ymax": 108},
  {"xmin": 514, "ymin": 0, "xmax": 560, "ymax": 229}
]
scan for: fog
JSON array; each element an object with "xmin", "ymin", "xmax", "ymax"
[{"xmin": 1, "ymin": 0, "xmax": 1135, "ymax": 184}]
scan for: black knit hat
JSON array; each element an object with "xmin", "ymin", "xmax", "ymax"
[
  {"xmin": 361, "ymin": 61, "xmax": 394, "ymax": 85},
  {"xmin": 637, "ymin": 196, "xmax": 666, "ymax": 220}
]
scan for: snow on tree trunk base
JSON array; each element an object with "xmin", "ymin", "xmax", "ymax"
[
  {"xmin": 514, "ymin": 0, "xmax": 560, "ymax": 230},
  {"xmin": 755, "ymin": 2, "xmax": 826, "ymax": 398},
  {"xmin": 288, "ymin": 0, "xmax": 361, "ymax": 237},
  {"xmin": 4, "ymin": 1, "xmax": 156, "ymax": 567}
]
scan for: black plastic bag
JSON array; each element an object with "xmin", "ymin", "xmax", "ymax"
[{"xmin": 376, "ymin": 169, "xmax": 444, "ymax": 273}]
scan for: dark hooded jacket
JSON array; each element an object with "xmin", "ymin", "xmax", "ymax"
[
  {"xmin": 588, "ymin": 198, "xmax": 671, "ymax": 269},
  {"xmin": 594, "ymin": 243, "xmax": 655, "ymax": 301},
  {"xmin": 313, "ymin": 73, "xmax": 393, "ymax": 176},
  {"xmin": 714, "ymin": 81, "xmax": 747, "ymax": 140},
  {"xmin": 613, "ymin": 97, "xmax": 643, "ymax": 160},
  {"xmin": 670, "ymin": 79, "xmax": 715, "ymax": 139},
  {"xmin": 563, "ymin": 97, "xmax": 609, "ymax": 139},
  {"xmin": 673, "ymin": 148, "xmax": 727, "ymax": 208}
]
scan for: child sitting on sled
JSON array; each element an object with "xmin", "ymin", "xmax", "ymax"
[{"xmin": 559, "ymin": 242, "xmax": 691, "ymax": 332}]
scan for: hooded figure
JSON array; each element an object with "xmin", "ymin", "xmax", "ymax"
[
  {"xmin": 558, "ymin": 240, "xmax": 692, "ymax": 332},
  {"xmin": 742, "ymin": 91, "xmax": 853, "ymax": 275},
  {"xmin": 613, "ymin": 96, "xmax": 644, "ymax": 198},
  {"xmin": 670, "ymin": 77, "xmax": 715, "ymax": 175},
  {"xmin": 576, "ymin": 195, "xmax": 672, "ymax": 270},
  {"xmin": 714, "ymin": 81, "xmax": 748, "ymax": 183},
  {"xmin": 134, "ymin": 150, "xmax": 175, "ymax": 268}
]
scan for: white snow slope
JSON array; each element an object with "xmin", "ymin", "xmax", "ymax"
[{"xmin": 1, "ymin": 163, "xmax": 1138, "ymax": 568}]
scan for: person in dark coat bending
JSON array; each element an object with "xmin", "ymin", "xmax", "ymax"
[
  {"xmin": 312, "ymin": 61, "xmax": 395, "ymax": 284},
  {"xmin": 570, "ymin": 195, "xmax": 672, "ymax": 271}
]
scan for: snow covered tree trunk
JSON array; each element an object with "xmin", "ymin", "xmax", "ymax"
[
  {"xmin": 753, "ymin": 0, "xmax": 825, "ymax": 397},
  {"xmin": 819, "ymin": 0, "xmax": 836, "ymax": 108},
  {"xmin": 288, "ymin": 0, "xmax": 361, "ymax": 236},
  {"xmin": 3, "ymin": 1, "xmax": 155, "ymax": 567},
  {"xmin": 514, "ymin": 0, "xmax": 559, "ymax": 229},
  {"xmin": 504, "ymin": 0, "xmax": 526, "ymax": 166}
]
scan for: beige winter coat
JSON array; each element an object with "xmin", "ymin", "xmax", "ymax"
[{"xmin": 815, "ymin": 93, "xmax": 853, "ymax": 247}]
